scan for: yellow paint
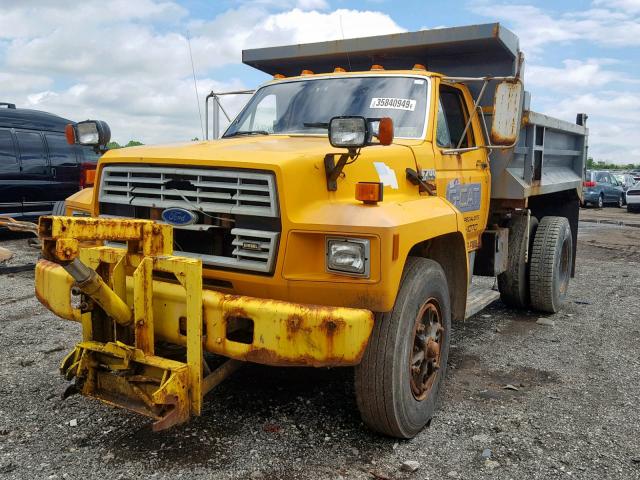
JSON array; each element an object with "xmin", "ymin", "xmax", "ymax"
[
  {"xmin": 63, "ymin": 187, "xmax": 95, "ymax": 216},
  {"xmin": 76, "ymin": 71, "xmax": 483, "ymax": 313}
]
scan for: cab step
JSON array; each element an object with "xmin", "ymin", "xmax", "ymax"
[{"xmin": 465, "ymin": 284, "xmax": 500, "ymax": 319}]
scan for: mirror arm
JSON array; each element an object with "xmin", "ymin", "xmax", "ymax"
[{"xmin": 324, "ymin": 148, "xmax": 358, "ymax": 191}]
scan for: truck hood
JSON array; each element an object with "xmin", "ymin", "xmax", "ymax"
[
  {"xmin": 101, "ymin": 135, "xmax": 414, "ymax": 169},
  {"xmin": 98, "ymin": 135, "xmax": 422, "ymax": 219}
]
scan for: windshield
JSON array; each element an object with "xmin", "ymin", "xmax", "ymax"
[{"xmin": 224, "ymin": 76, "xmax": 429, "ymax": 139}]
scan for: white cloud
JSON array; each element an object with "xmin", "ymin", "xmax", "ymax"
[
  {"xmin": 469, "ymin": 1, "xmax": 640, "ymax": 52},
  {"xmin": 0, "ymin": 2, "xmax": 402, "ymax": 144},
  {"xmin": 525, "ymin": 58, "xmax": 637, "ymax": 91},
  {"xmin": 593, "ymin": 0, "xmax": 640, "ymax": 13}
]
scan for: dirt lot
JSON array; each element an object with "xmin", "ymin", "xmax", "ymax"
[{"xmin": 1, "ymin": 211, "xmax": 639, "ymax": 479}]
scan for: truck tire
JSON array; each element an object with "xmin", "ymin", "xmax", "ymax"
[
  {"xmin": 52, "ymin": 201, "xmax": 66, "ymax": 216},
  {"xmin": 529, "ymin": 216, "xmax": 573, "ymax": 313},
  {"xmin": 354, "ymin": 257, "xmax": 450, "ymax": 438},
  {"xmin": 497, "ymin": 215, "xmax": 538, "ymax": 309}
]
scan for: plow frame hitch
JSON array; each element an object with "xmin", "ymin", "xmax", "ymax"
[{"xmin": 38, "ymin": 216, "xmax": 234, "ymax": 430}]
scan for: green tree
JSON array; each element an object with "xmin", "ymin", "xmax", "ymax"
[{"xmin": 106, "ymin": 140, "xmax": 143, "ymax": 149}]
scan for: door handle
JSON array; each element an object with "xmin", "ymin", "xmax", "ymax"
[{"xmin": 476, "ymin": 160, "xmax": 488, "ymax": 169}]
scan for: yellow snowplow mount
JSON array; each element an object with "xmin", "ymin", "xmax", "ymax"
[{"xmin": 35, "ymin": 216, "xmax": 374, "ymax": 430}]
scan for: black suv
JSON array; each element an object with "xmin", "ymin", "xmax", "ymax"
[{"xmin": 0, "ymin": 102, "xmax": 99, "ymax": 221}]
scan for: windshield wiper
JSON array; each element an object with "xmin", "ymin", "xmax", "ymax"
[
  {"xmin": 223, "ymin": 130, "xmax": 270, "ymax": 138},
  {"xmin": 303, "ymin": 122, "xmax": 329, "ymax": 128}
]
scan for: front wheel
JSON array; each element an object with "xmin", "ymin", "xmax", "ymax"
[
  {"xmin": 618, "ymin": 195, "xmax": 625, "ymax": 208},
  {"xmin": 354, "ymin": 257, "xmax": 451, "ymax": 438}
]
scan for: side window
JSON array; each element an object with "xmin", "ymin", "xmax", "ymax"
[
  {"xmin": 437, "ymin": 87, "xmax": 474, "ymax": 149},
  {"xmin": 0, "ymin": 129, "xmax": 18, "ymax": 174},
  {"xmin": 596, "ymin": 172, "xmax": 608, "ymax": 183},
  {"xmin": 45, "ymin": 133, "xmax": 77, "ymax": 166},
  {"xmin": 435, "ymin": 100, "xmax": 451, "ymax": 147},
  {"xmin": 15, "ymin": 131, "xmax": 47, "ymax": 167}
]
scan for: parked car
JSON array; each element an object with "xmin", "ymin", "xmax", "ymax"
[
  {"xmin": 0, "ymin": 102, "xmax": 99, "ymax": 221},
  {"xmin": 582, "ymin": 170, "xmax": 625, "ymax": 208},
  {"xmin": 630, "ymin": 170, "xmax": 640, "ymax": 183},
  {"xmin": 627, "ymin": 182, "xmax": 640, "ymax": 213},
  {"xmin": 613, "ymin": 172, "xmax": 637, "ymax": 203}
]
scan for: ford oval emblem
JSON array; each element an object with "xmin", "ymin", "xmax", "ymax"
[{"xmin": 161, "ymin": 207, "xmax": 198, "ymax": 226}]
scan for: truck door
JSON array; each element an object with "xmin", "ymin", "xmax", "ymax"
[
  {"xmin": 14, "ymin": 130, "xmax": 50, "ymax": 217},
  {"xmin": 45, "ymin": 132, "xmax": 80, "ymax": 201},
  {"xmin": 433, "ymin": 83, "xmax": 490, "ymax": 252},
  {"xmin": 0, "ymin": 128, "xmax": 21, "ymax": 217}
]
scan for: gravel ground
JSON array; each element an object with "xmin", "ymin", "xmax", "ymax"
[{"xmin": 1, "ymin": 217, "xmax": 639, "ymax": 480}]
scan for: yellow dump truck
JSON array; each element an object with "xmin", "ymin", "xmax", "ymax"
[{"xmin": 35, "ymin": 23, "xmax": 588, "ymax": 438}]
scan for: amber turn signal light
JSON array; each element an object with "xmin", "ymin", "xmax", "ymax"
[
  {"xmin": 378, "ymin": 117, "xmax": 394, "ymax": 146},
  {"xmin": 65, "ymin": 124, "xmax": 76, "ymax": 145},
  {"xmin": 356, "ymin": 182, "xmax": 383, "ymax": 204}
]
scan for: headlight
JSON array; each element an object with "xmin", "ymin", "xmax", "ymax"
[
  {"xmin": 326, "ymin": 237, "xmax": 370, "ymax": 276},
  {"xmin": 329, "ymin": 116, "xmax": 367, "ymax": 148}
]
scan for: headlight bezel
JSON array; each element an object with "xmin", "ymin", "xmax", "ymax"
[{"xmin": 325, "ymin": 237, "xmax": 371, "ymax": 277}]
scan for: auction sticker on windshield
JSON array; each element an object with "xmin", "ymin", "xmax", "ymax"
[{"xmin": 369, "ymin": 97, "xmax": 416, "ymax": 111}]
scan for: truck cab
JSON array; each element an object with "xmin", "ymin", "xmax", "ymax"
[{"xmin": 34, "ymin": 23, "xmax": 587, "ymax": 438}]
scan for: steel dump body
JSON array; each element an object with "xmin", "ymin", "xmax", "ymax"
[{"xmin": 243, "ymin": 22, "xmax": 588, "ymax": 201}]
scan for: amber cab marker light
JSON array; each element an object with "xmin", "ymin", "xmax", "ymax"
[
  {"xmin": 413, "ymin": 63, "xmax": 426, "ymax": 71},
  {"xmin": 371, "ymin": 64, "xmax": 384, "ymax": 71},
  {"xmin": 378, "ymin": 117, "xmax": 394, "ymax": 146},
  {"xmin": 334, "ymin": 67, "xmax": 346, "ymax": 73},
  {"xmin": 356, "ymin": 182, "xmax": 383, "ymax": 204},
  {"xmin": 300, "ymin": 69, "xmax": 314, "ymax": 76},
  {"xmin": 65, "ymin": 124, "xmax": 76, "ymax": 145},
  {"xmin": 273, "ymin": 73, "xmax": 286, "ymax": 79}
]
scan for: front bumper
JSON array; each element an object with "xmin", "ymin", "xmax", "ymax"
[
  {"xmin": 35, "ymin": 259, "xmax": 375, "ymax": 367},
  {"xmin": 626, "ymin": 193, "xmax": 640, "ymax": 206}
]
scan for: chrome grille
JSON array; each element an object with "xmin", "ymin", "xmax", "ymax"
[
  {"xmin": 176, "ymin": 229, "xmax": 279, "ymax": 273},
  {"xmin": 99, "ymin": 165, "xmax": 278, "ymax": 217},
  {"xmin": 99, "ymin": 165, "xmax": 280, "ymax": 273}
]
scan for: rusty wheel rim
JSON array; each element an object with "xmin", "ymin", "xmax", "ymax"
[{"xmin": 409, "ymin": 298, "xmax": 444, "ymax": 401}]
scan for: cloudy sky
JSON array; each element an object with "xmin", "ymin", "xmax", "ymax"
[{"xmin": 1, "ymin": 0, "xmax": 639, "ymax": 163}]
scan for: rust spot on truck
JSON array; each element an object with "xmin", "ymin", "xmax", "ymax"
[{"xmin": 244, "ymin": 347, "xmax": 356, "ymax": 368}]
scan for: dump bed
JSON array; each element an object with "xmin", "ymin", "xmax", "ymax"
[{"xmin": 243, "ymin": 23, "xmax": 588, "ymax": 200}]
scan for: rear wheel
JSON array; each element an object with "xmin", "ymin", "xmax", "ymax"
[
  {"xmin": 498, "ymin": 215, "xmax": 538, "ymax": 309},
  {"xmin": 597, "ymin": 194, "xmax": 604, "ymax": 209},
  {"xmin": 529, "ymin": 216, "xmax": 573, "ymax": 313},
  {"xmin": 618, "ymin": 195, "xmax": 625, "ymax": 208},
  {"xmin": 354, "ymin": 257, "xmax": 451, "ymax": 438}
]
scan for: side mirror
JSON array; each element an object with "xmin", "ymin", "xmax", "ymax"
[{"xmin": 490, "ymin": 80, "xmax": 523, "ymax": 146}]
